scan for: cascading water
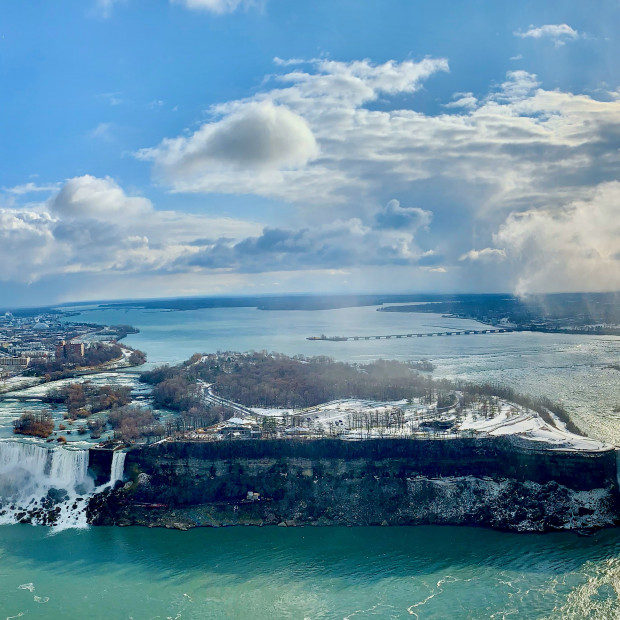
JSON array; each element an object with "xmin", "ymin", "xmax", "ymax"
[
  {"xmin": 0, "ymin": 441, "xmax": 131, "ymax": 529},
  {"xmin": 48, "ymin": 445, "xmax": 90, "ymax": 490},
  {"xmin": 0, "ymin": 440, "xmax": 93, "ymax": 529},
  {"xmin": 109, "ymin": 450, "xmax": 126, "ymax": 486}
]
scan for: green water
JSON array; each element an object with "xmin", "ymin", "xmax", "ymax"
[{"xmin": 2, "ymin": 525, "xmax": 620, "ymax": 619}]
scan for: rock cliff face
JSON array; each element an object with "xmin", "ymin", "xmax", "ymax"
[{"xmin": 87, "ymin": 438, "xmax": 620, "ymax": 532}]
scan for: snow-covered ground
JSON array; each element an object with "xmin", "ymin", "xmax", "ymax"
[
  {"xmin": 0, "ymin": 375, "xmax": 44, "ymax": 393},
  {"xmin": 457, "ymin": 402, "xmax": 609, "ymax": 452},
  {"xmin": 249, "ymin": 397, "xmax": 611, "ymax": 452}
]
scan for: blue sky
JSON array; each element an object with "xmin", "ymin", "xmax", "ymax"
[{"xmin": 2, "ymin": 0, "xmax": 620, "ymax": 306}]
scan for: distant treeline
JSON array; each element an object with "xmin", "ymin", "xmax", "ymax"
[
  {"xmin": 88, "ymin": 292, "xmax": 620, "ymax": 321},
  {"xmin": 379, "ymin": 292, "xmax": 620, "ymax": 330},
  {"xmin": 100, "ymin": 293, "xmax": 468, "ymax": 312}
]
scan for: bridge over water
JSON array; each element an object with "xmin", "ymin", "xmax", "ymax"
[{"xmin": 307, "ymin": 328, "xmax": 515, "ymax": 342}]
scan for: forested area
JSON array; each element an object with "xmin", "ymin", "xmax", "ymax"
[
  {"xmin": 139, "ymin": 351, "xmax": 585, "ymax": 435},
  {"xmin": 141, "ymin": 352, "xmax": 443, "ymax": 409},
  {"xmin": 44, "ymin": 382, "xmax": 132, "ymax": 419},
  {"xmin": 13, "ymin": 382, "xmax": 165, "ymax": 442},
  {"xmin": 13, "ymin": 410, "xmax": 55, "ymax": 438}
]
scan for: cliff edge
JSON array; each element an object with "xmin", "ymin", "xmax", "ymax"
[{"xmin": 87, "ymin": 438, "xmax": 620, "ymax": 533}]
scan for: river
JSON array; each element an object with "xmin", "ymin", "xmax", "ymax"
[
  {"xmin": 0, "ymin": 302, "xmax": 619, "ymax": 619},
  {"xmin": 69, "ymin": 304, "xmax": 620, "ymax": 444},
  {"xmin": 2, "ymin": 525, "xmax": 620, "ymax": 619}
]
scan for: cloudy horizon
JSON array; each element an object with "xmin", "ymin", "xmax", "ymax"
[{"xmin": 2, "ymin": 1, "xmax": 620, "ymax": 307}]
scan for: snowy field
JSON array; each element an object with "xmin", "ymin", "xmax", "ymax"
[{"xmin": 248, "ymin": 396, "xmax": 610, "ymax": 452}]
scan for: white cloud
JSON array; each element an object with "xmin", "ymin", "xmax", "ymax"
[
  {"xmin": 493, "ymin": 70, "xmax": 540, "ymax": 100},
  {"xmin": 444, "ymin": 92, "xmax": 478, "ymax": 110},
  {"xmin": 459, "ymin": 248, "xmax": 507, "ymax": 262},
  {"xmin": 514, "ymin": 24, "xmax": 580, "ymax": 46},
  {"xmin": 374, "ymin": 199, "xmax": 432, "ymax": 230},
  {"xmin": 0, "ymin": 176, "xmax": 261, "ymax": 284},
  {"xmin": 1, "ymin": 184, "xmax": 436, "ymax": 287},
  {"xmin": 89, "ymin": 122, "xmax": 114, "ymax": 141},
  {"xmin": 3, "ymin": 182, "xmax": 60, "ymax": 196},
  {"xmin": 98, "ymin": 92, "xmax": 123, "ymax": 106},
  {"xmin": 170, "ymin": 0, "xmax": 258, "ymax": 14},
  {"xmin": 493, "ymin": 182, "xmax": 620, "ymax": 294},
  {"xmin": 141, "ymin": 57, "xmax": 449, "ymax": 201},
  {"xmin": 134, "ymin": 58, "xmax": 620, "ymax": 294},
  {"xmin": 9, "ymin": 56, "xmax": 620, "ymax": 298},
  {"xmin": 50, "ymin": 175, "xmax": 151, "ymax": 218},
  {"xmin": 184, "ymin": 199, "xmax": 434, "ymax": 273},
  {"xmin": 95, "ymin": 0, "xmax": 259, "ymax": 18},
  {"xmin": 273, "ymin": 57, "xmax": 322, "ymax": 67},
  {"xmin": 93, "ymin": 0, "xmax": 125, "ymax": 18},
  {"xmin": 140, "ymin": 61, "xmax": 620, "ymax": 226},
  {"xmin": 139, "ymin": 101, "xmax": 319, "ymax": 187},
  {"xmin": 0, "ymin": 210, "xmax": 56, "ymax": 281}
]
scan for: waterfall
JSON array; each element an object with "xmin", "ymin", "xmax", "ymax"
[
  {"xmin": 0, "ymin": 441, "xmax": 51, "ymax": 489},
  {"xmin": 0, "ymin": 440, "xmax": 93, "ymax": 529},
  {"xmin": 48, "ymin": 446, "xmax": 89, "ymax": 489},
  {"xmin": 109, "ymin": 450, "xmax": 126, "ymax": 486}
]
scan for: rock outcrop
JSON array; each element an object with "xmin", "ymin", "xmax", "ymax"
[{"xmin": 87, "ymin": 438, "xmax": 620, "ymax": 533}]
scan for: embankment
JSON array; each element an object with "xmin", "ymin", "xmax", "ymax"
[{"xmin": 87, "ymin": 438, "xmax": 620, "ymax": 532}]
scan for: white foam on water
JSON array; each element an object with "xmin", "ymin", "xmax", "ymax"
[
  {"xmin": 542, "ymin": 557, "xmax": 620, "ymax": 619},
  {"xmin": 0, "ymin": 440, "xmax": 130, "ymax": 529}
]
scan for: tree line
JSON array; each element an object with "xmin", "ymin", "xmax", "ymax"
[
  {"xmin": 139, "ymin": 351, "xmax": 585, "ymax": 436},
  {"xmin": 140, "ymin": 352, "xmax": 442, "ymax": 409}
]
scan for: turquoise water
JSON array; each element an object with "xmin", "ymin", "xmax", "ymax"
[
  {"xmin": 2, "ymin": 525, "xmax": 620, "ymax": 619},
  {"xmin": 1, "ymin": 302, "xmax": 619, "ymax": 618}
]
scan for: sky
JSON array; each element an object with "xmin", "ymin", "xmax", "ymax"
[{"xmin": 2, "ymin": 0, "xmax": 620, "ymax": 306}]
